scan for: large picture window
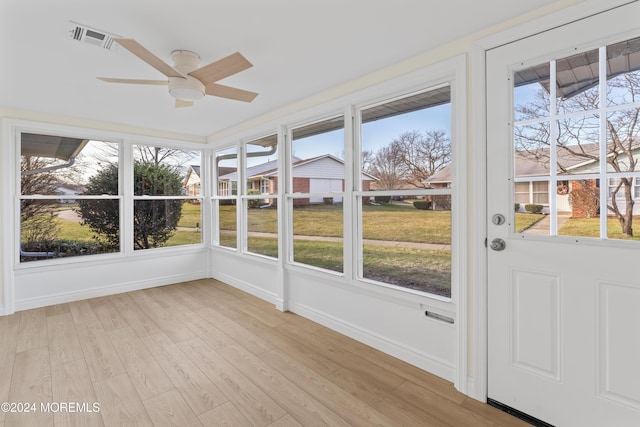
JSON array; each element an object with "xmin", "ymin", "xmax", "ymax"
[
  {"xmin": 132, "ymin": 145, "xmax": 201, "ymax": 250},
  {"xmin": 19, "ymin": 133, "xmax": 121, "ymax": 262},
  {"xmin": 359, "ymin": 87, "xmax": 453, "ymax": 297}
]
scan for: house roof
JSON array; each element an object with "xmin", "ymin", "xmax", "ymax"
[
  {"xmin": 219, "ymin": 154, "xmax": 377, "ymax": 182},
  {"xmin": 219, "ymin": 157, "xmax": 298, "ymax": 182},
  {"xmin": 514, "ymin": 37, "xmax": 640, "ymax": 99},
  {"xmin": 21, "ymin": 133, "xmax": 89, "ymax": 162}
]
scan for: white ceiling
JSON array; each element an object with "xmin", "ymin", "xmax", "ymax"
[{"xmin": 1, "ymin": 0, "xmax": 562, "ymax": 138}]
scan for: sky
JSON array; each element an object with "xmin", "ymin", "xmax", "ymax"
[{"xmin": 291, "ymin": 103, "xmax": 452, "ymax": 162}]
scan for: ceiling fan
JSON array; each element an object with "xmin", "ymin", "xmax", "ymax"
[{"xmin": 98, "ymin": 38, "xmax": 258, "ymax": 108}]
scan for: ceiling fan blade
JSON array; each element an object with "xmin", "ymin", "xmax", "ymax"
[
  {"xmin": 114, "ymin": 38, "xmax": 187, "ymax": 79},
  {"xmin": 97, "ymin": 77, "xmax": 169, "ymax": 85},
  {"xmin": 205, "ymin": 83, "xmax": 258, "ymax": 102},
  {"xmin": 189, "ymin": 52, "xmax": 252, "ymax": 86},
  {"xmin": 175, "ymin": 99, "xmax": 194, "ymax": 108}
]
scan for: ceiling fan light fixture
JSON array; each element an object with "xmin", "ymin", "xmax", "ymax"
[{"xmin": 168, "ymin": 76, "xmax": 205, "ymax": 101}]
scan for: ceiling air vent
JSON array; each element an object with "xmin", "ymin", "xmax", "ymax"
[{"xmin": 68, "ymin": 22, "xmax": 119, "ymax": 50}]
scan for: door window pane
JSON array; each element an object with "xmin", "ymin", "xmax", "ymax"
[
  {"xmin": 514, "ymin": 63, "xmax": 550, "ymax": 121},
  {"xmin": 606, "ymin": 37, "xmax": 640, "ymax": 107},
  {"xmin": 556, "ymin": 49, "xmax": 600, "ymax": 114}
]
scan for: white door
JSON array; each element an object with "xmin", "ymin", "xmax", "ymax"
[
  {"xmin": 309, "ymin": 178, "xmax": 343, "ymax": 203},
  {"xmin": 487, "ymin": 3, "xmax": 640, "ymax": 426}
]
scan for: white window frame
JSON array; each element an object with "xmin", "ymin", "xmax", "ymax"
[{"xmin": 355, "ymin": 85, "xmax": 455, "ymax": 301}]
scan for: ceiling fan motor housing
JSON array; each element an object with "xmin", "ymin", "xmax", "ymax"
[
  {"xmin": 169, "ymin": 76, "xmax": 205, "ymax": 101},
  {"xmin": 168, "ymin": 50, "xmax": 205, "ymax": 101}
]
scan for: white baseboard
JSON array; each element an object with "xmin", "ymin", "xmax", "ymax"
[
  {"xmin": 209, "ymin": 271, "xmax": 279, "ymax": 306},
  {"xmin": 288, "ymin": 300, "xmax": 456, "ymax": 382},
  {"xmin": 14, "ymin": 271, "xmax": 206, "ymax": 312}
]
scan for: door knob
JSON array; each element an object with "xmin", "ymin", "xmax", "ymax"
[{"xmin": 490, "ymin": 238, "xmax": 506, "ymax": 251}]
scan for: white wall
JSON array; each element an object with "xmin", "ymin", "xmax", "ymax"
[{"xmin": 14, "ymin": 249, "xmax": 208, "ymax": 311}]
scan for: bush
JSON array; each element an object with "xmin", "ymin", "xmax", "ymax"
[
  {"xmin": 413, "ymin": 201, "xmax": 432, "ymax": 210},
  {"xmin": 515, "ymin": 203, "xmax": 520, "ymax": 212},
  {"xmin": 247, "ymin": 189, "xmax": 262, "ymax": 208},
  {"xmin": 431, "ymin": 195, "xmax": 451, "ymax": 210},
  {"xmin": 374, "ymin": 195, "xmax": 391, "ymax": 204},
  {"xmin": 524, "ymin": 204, "xmax": 543, "ymax": 214}
]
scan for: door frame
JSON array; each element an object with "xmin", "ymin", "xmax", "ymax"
[{"xmin": 468, "ymin": 0, "xmax": 638, "ymax": 402}]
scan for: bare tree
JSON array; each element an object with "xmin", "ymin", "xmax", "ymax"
[
  {"xmin": 392, "ymin": 130, "xmax": 451, "ymax": 188},
  {"xmin": 135, "ymin": 146, "xmax": 196, "ymax": 169},
  {"xmin": 368, "ymin": 144, "xmax": 406, "ymax": 190},
  {"xmin": 20, "ymin": 156, "xmax": 62, "ymax": 243},
  {"xmin": 516, "ymin": 74, "xmax": 640, "ymax": 236}
]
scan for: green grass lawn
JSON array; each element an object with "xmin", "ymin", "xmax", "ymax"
[
  {"xmin": 221, "ymin": 203, "xmax": 451, "ymax": 244},
  {"xmin": 558, "ymin": 216, "xmax": 640, "ymax": 240},
  {"xmin": 51, "ymin": 203, "xmax": 202, "ymax": 248},
  {"xmin": 177, "ymin": 202, "xmax": 201, "ymax": 228},
  {"xmin": 241, "ymin": 236, "xmax": 451, "ymax": 297},
  {"xmin": 514, "ymin": 212, "xmax": 546, "ymax": 233}
]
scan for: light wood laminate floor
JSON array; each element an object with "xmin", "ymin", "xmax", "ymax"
[{"xmin": 0, "ymin": 279, "xmax": 528, "ymax": 427}]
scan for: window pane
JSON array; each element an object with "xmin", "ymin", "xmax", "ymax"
[
  {"xmin": 133, "ymin": 146, "xmax": 199, "ymax": 196},
  {"xmin": 361, "ymin": 87, "xmax": 451, "ymax": 191},
  {"xmin": 360, "ymin": 194, "xmax": 451, "ymax": 297},
  {"xmin": 134, "ymin": 199, "xmax": 200, "ymax": 250},
  {"xmin": 290, "ymin": 117, "xmax": 345, "ymax": 272},
  {"xmin": 20, "ymin": 134, "xmax": 121, "ymax": 262},
  {"xmin": 556, "ymin": 49, "xmax": 600, "ymax": 114},
  {"xmin": 606, "ymin": 177, "xmax": 639, "ymax": 240},
  {"xmin": 514, "ymin": 122, "xmax": 551, "ymax": 177},
  {"xmin": 607, "ymin": 37, "xmax": 640, "ymax": 107},
  {"xmin": 515, "ymin": 180, "xmax": 548, "ymax": 234},
  {"xmin": 556, "ymin": 115, "xmax": 600, "ymax": 174},
  {"xmin": 514, "ymin": 63, "xmax": 550, "ymax": 121},
  {"xmin": 218, "ymin": 201, "xmax": 237, "ymax": 249},
  {"xmin": 246, "ymin": 134, "xmax": 278, "ymax": 197},
  {"xmin": 216, "ymin": 146, "xmax": 237, "ymax": 196},
  {"xmin": 246, "ymin": 202, "xmax": 277, "ymax": 258},
  {"xmin": 558, "ymin": 179, "xmax": 600, "ymax": 238},
  {"xmin": 20, "ymin": 199, "xmax": 120, "ymax": 262},
  {"xmin": 21, "ymin": 136, "xmax": 119, "ymax": 195},
  {"xmin": 292, "ymin": 202, "xmax": 343, "ymax": 273},
  {"xmin": 606, "ymin": 109, "xmax": 640, "ymax": 173}
]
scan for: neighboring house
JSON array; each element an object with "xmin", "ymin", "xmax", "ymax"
[
  {"xmin": 429, "ymin": 143, "xmax": 640, "ymax": 216},
  {"xmin": 218, "ymin": 154, "xmax": 377, "ymax": 206},
  {"xmin": 183, "ymin": 165, "xmax": 201, "ymax": 196}
]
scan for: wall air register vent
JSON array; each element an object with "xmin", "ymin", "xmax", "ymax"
[{"xmin": 68, "ymin": 22, "xmax": 119, "ymax": 50}]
